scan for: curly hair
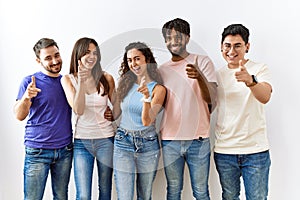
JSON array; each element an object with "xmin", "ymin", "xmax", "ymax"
[
  {"xmin": 69, "ymin": 37, "xmax": 109, "ymax": 96},
  {"xmin": 117, "ymin": 42, "xmax": 163, "ymax": 101}
]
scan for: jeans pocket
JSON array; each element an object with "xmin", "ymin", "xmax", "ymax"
[
  {"xmin": 25, "ymin": 147, "xmax": 42, "ymax": 156},
  {"xmin": 115, "ymin": 129, "xmax": 126, "ymax": 141}
]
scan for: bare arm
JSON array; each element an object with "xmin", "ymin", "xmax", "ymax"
[
  {"xmin": 14, "ymin": 76, "xmax": 41, "ymax": 121},
  {"xmin": 61, "ymin": 74, "xmax": 86, "ymax": 115},
  {"xmin": 235, "ymin": 60, "xmax": 272, "ymax": 104},
  {"xmin": 14, "ymin": 98, "xmax": 32, "ymax": 121},
  {"xmin": 103, "ymin": 72, "xmax": 116, "ymax": 121},
  {"xmin": 138, "ymin": 84, "xmax": 166, "ymax": 126},
  {"xmin": 248, "ymin": 82, "xmax": 272, "ymax": 104},
  {"xmin": 186, "ymin": 56, "xmax": 217, "ymax": 112}
]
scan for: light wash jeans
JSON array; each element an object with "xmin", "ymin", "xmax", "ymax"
[
  {"xmin": 113, "ymin": 126, "xmax": 160, "ymax": 200},
  {"xmin": 161, "ymin": 138, "xmax": 211, "ymax": 200},
  {"xmin": 214, "ymin": 150, "xmax": 271, "ymax": 200},
  {"xmin": 24, "ymin": 143, "xmax": 73, "ymax": 200},
  {"xmin": 73, "ymin": 137, "xmax": 114, "ymax": 200}
]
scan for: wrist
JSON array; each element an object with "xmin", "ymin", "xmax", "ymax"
[
  {"xmin": 246, "ymin": 75, "xmax": 258, "ymax": 87},
  {"xmin": 140, "ymin": 96, "xmax": 151, "ymax": 103}
]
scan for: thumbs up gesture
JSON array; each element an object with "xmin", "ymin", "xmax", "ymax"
[
  {"xmin": 234, "ymin": 60, "xmax": 252, "ymax": 85},
  {"xmin": 186, "ymin": 55, "xmax": 200, "ymax": 79},
  {"xmin": 25, "ymin": 76, "xmax": 41, "ymax": 100}
]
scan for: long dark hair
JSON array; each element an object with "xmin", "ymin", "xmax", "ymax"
[
  {"xmin": 117, "ymin": 42, "xmax": 163, "ymax": 101},
  {"xmin": 69, "ymin": 37, "xmax": 109, "ymax": 96}
]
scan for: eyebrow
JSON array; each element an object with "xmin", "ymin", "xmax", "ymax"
[{"xmin": 223, "ymin": 42, "xmax": 242, "ymax": 45}]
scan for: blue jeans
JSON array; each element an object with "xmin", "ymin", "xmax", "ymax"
[
  {"xmin": 73, "ymin": 137, "xmax": 114, "ymax": 200},
  {"xmin": 24, "ymin": 143, "xmax": 73, "ymax": 200},
  {"xmin": 214, "ymin": 150, "xmax": 271, "ymax": 200},
  {"xmin": 113, "ymin": 126, "xmax": 160, "ymax": 200},
  {"xmin": 161, "ymin": 139, "xmax": 211, "ymax": 200}
]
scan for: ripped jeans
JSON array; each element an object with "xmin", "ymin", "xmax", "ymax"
[{"xmin": 113, "ymin": 126, "xmax": 160, "ymax": 200}]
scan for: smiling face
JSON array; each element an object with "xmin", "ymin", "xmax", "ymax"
[
  {"xmin": 165, "ymin": 28, "xmax": 189, "ymax": 59},
  {"xmin": 80, "ymin": 43, "xmax": 98, "ymax": 69},
  {"xmin": 37, "ymin": 45, "xmax": 62, "ymax": 77},
  {"xmin": 126, "ymin": 48, "xmax": 148, "ymax": 77},
  {"xmin": 221, "ymin": 34, "xmax": 250, "ymax": 69}
]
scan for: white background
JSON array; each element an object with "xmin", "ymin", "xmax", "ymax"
[{"xmin": 1, "ymin": 0, "xmax": 299, "ymax": 199}]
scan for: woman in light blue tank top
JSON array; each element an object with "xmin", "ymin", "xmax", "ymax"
[{"xmin": 112, "ymin": 42, "xmax": 166, "ymax": 200}]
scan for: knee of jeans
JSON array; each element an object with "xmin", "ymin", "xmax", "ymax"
[
  {"xmin": 167, "ymin": 178, "xmax": 183, "ymax": 192},
  {"xmin": 192, "ymin": 186, "xmax": 210, "ymax": 200}
]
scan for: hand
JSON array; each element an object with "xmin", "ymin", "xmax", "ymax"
[
  {"xmin": 77, "ymin": 60, "xmax": 91, "ymax": 83},
  {"xmin": 235, "ymin": 60, "xmax": 252, "ymax": 84},
  {"xmin": 104, "ymin": 106, "xmax": 114, "ymax": 121},
  {"xmin": 186, "ymin": 55, "xmax": 200, "ymax": 79},
  {"xmin": 137, "ymin": 76, "xmax": 150, "ymax": 98},
  {"xmin": 24, "ymin": 76, "xmax": 41, "ymax": 100}
]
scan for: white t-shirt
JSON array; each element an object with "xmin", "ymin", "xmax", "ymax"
[{"xmin": 214, "ymin": 60, "xmax": 272, "ymax": 154}]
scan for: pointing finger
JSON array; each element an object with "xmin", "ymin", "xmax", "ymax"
[
  {"xmin": 139, "ymin": 76, "xmax": 146, "ymax": 87},
  {"xmin": 31, "ymin": 76, "xmax": 36, "ymax": 87}
]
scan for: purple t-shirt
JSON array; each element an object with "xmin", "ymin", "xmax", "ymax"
[{"xmin": 16, "ymin": 71, "xmax": 72, "ymax": 149}]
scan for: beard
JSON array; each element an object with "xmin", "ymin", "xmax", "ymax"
[
  {"xmin": 168, "ymin": 44, "xmax": 186, "ymax": 57},
  {"xmin": 42, "ymin": 62, "xmax": 62, "ymax": 74}
]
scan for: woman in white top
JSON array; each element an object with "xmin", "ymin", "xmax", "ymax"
[{"xmin": 61, "ymin": 37, "xmax": 115, "ymax": 200}]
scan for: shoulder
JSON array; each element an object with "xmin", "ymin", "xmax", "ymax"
[
  {"xmin": 153, "ymin": 84, "xmax": 166, "ymax": 94},
  {"xmin": 60, "ymin": 74, "xmax": 72, "ymax": 83},
  {"xmin": 159, "ymin": 60, "xmax": 172, "ymax": 69},
  {"xmin": 103, "ymin": 72, "xmax": 115, "ymax": 83}
]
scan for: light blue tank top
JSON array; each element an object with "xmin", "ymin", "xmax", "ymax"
[{"xmin": 119, "ymin": 81, "xmax": 157, "ymax": 130}]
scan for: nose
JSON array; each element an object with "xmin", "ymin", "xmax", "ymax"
[
  {"xmin": 131, "ymin": 60, "xmax": 137, "ymax": 68},
  {"xmin": 52, "ymin": 57, "xmax": 59, "ymax": 65}
]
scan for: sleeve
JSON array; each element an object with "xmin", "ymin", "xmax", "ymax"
[
  {"xmin": 257, "ymin": 63, "xmax": 272, "ymax": 86},
  {"xmin": 198, "ymin": 55, "xmax": 217, "ymax": 83},
  {"xmin": 16, "ymin": 76, "xmax": 31, "ymax": 101}
]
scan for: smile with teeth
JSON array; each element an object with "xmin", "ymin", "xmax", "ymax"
[{"xmin": 132, "ymin": 66, "xmax": 141, "ymax": 72}]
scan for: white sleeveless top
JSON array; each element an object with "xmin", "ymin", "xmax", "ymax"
[{"xmin": 69, "ymin": 74, "xmax": 114, "ymax": 139}]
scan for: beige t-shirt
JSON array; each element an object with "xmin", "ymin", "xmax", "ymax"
[
  {"xmin": 159, "ymin": 54, "xmax": 217, "ymax": 140},
  {"xmin": 214, "ymin": 60, "xmax": 272, "ymax": 154}
]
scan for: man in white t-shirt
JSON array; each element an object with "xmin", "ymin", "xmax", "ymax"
[
  {"xmin": 214, "ymin": 24, "xmax": 273, "ymax": 200},
  {"xmin": 159, "ymin": 18, "xmax": 217, "ymax": 200}
]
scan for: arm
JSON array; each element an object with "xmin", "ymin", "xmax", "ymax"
[
  {"xmin": 14, "ymin": 76, "xmax": 41, "ymax": 121},
  {"xmin": 186, "ymin": 56, "xmax": 217, "ymax": 112},
  {"xmin": 61, "ymin": 75, "xmax": 86, "ymax": 115},
  {"xmin": 139, "ymin": 84, "xmax": 166, "ymax": 126},
  {"xmin": 236, "ymin": 60, "xmax": 272, "ymax": 104},
  {"xmin": 248, "ymin": 82, "xmax": 272, "ymax": 104},
  {"xmin": 104, "ymin": 72, "xmax": 116, "ymax": 103},
  {"xmin": 103, "ymin": 72, "xmax": 116, "ymax": 121},
  {"xmin": 14, "ymin": 98, "xmax": 32, "ymax": 121}
]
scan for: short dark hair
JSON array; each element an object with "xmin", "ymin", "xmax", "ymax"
[
  {"xmin": 162, "ymin": 18, "xmax": 190, "ymax": 40},
  {"xmin": 33, "ymin": 38, "xmax": 59, "ymax": 59},
  {"xmin": 221, "ymin": 24, "xmax": 250, "ymax": 44}
]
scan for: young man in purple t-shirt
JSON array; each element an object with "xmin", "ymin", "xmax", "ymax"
[{"xmin": 14, "ymin": 38, "xmax": 73, "ymax": 200}]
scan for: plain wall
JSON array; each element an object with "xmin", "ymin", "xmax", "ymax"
[{"xmin": 1, "ymin": 0, "xmax": 299, "ymax": 199}]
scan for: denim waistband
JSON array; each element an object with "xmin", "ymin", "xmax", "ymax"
[{"xmin": 118, "ymin": 126, "xmax": 156, "ymax": 137}]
